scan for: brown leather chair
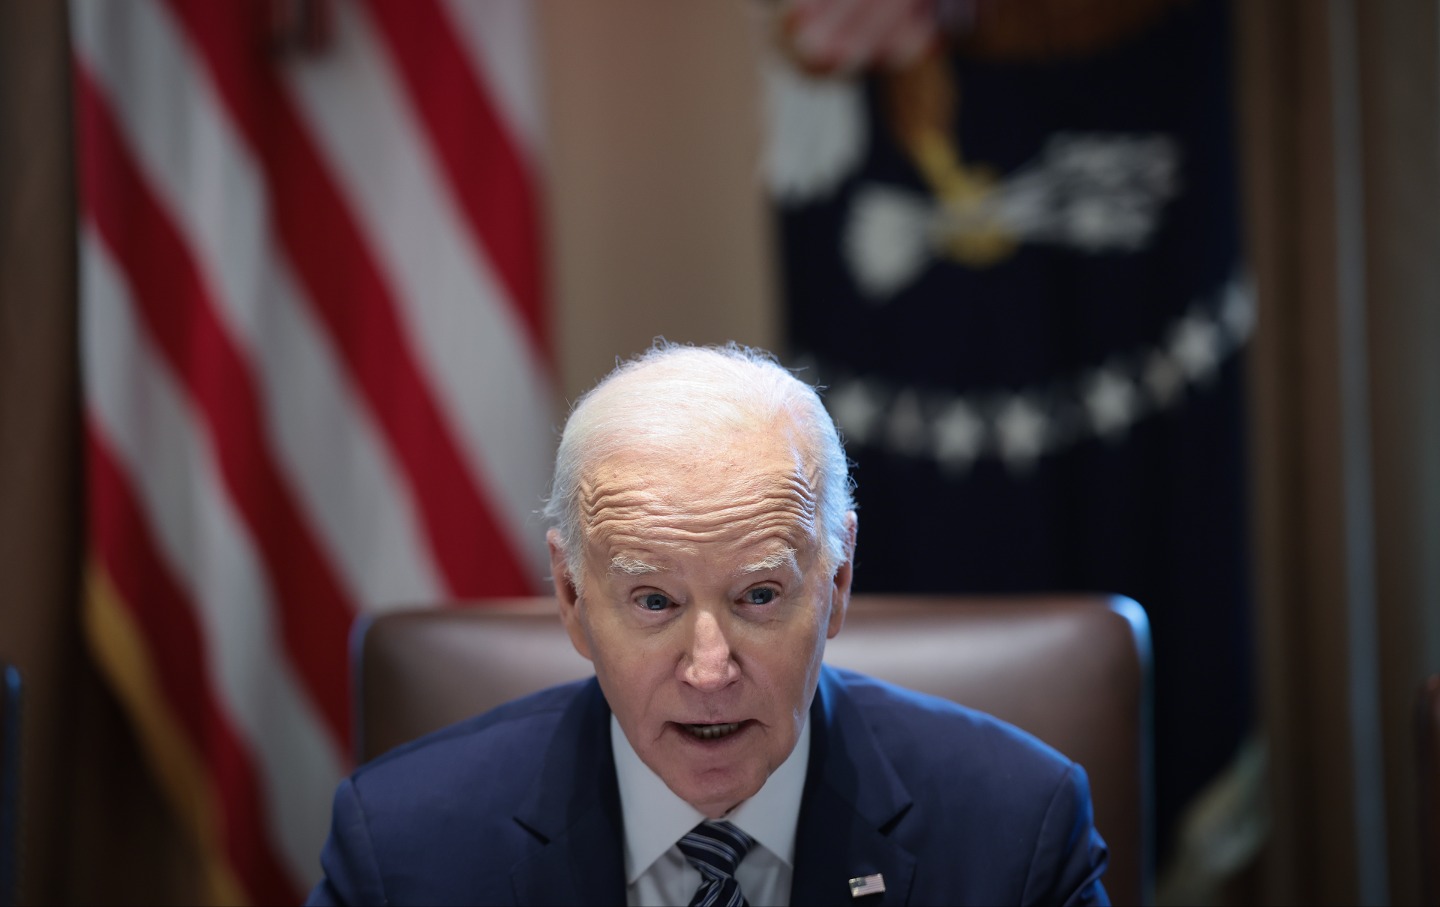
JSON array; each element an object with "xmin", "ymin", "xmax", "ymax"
[
  {"xmin": 1420, "ymin": 674, "xmax": 1440, "ymax": 907},
  {"xmin": 355, "ymin": 594, "xmax": 1153, "ymax": 905}
]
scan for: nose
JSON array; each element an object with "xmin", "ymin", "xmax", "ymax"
[{"xmin": 680, "ymin": 609, "xmax": 740, "ymax": 691}]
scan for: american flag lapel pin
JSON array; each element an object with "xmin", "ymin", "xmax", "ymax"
[{"xmin": 848, "ymin": 873, "xmax": 886, "ymax": 898}]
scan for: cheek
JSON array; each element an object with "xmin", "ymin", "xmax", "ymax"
[
  {"xmin": 587, "ymin": 620, "xmax": 644, "ymax": 674},
  {"xmin": 749, "ymin": 615, "xmax": 830, "ymax": 694},
  {"xmin": 585, "ymin": 615, "xmax": 674, "ymax": 697}
]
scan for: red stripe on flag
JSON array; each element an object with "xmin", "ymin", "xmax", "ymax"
[
  {"xmin": 363, "ymin": 0, "xmax": 549, "ymax": 364},
  {"xmin": 165, "ymin": 0, "xmax": 537, "ymax": 598},
  {"xmin": 75, "ymin": 64, "xmax": 354, "ymax": 744},
  {"xmin": 87, "ymin": 425, "xmax": 303, "ymax": 906}
]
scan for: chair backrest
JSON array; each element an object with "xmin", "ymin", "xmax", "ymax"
[
  {"xmin": 1420, "ymin": 674, "xmax": 1440, "ymax": 907},
  {"xmin": 355, "ymin": 594, "xmax": 1152, "ymax": 905}
]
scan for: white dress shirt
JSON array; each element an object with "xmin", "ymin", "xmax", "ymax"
[{"xmin": 612, "ymin": 715, "xmax": 810, "ymax": 907}]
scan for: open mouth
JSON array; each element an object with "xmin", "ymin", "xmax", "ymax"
[{"xmin": 682, "ymin": 721, "xmax": 745, "ymax": 741}]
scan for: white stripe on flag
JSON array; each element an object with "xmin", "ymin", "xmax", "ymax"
[
  {"xmin": 286, "ymin": 0, "xmax": 555, "ymax": 582},
  {"xmin": 441, "ymin": 0, "xmax": 547, "ymax": 158},
  {"xmin": 73, "ymin": 0, "xmax": 447, "ymax": 612},
  {"xmin": 257, "ymin": 261, "xmax": 448, "ymax": 611},
  {"xmin": 81, "ymin": 226, "xmax": 344, "ymax": 888},
  {"xmin": 72, "ymin": 0, "xmax": 271, "ymax": 324}
]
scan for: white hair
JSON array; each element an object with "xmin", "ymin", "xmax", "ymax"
[{"xmin": 543, "ymin": 341, "xmax": 855, "ymax": 586}]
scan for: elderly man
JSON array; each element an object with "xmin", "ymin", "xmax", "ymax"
[{"xmin": 308, "ymin": 343, "xmax": 1109, "ymax": 906}]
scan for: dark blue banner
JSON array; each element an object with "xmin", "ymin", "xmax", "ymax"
[{"xmin": 770, "ymin": 0, "xmax": 1254, "ymax": 873}]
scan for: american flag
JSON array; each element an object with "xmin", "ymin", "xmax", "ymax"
[{"xmin": 71, "ymin": 1, "xmax": 555, "ymax": 901}]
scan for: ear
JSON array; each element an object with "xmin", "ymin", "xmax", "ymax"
[
  {"xmin": 548, "ymin": 528, "xmax": 593, "ymax": 661},
  {"xmin": 825, "ymin": 511, "xmax": 858, "ymax": 640}
]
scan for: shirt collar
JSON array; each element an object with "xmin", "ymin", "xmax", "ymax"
[{"xmin": 611, "ymin": 714, "xmax": 811, "ymax": 884}]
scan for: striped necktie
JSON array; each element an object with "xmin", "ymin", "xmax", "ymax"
[{"xmin": 678, "ymin": 820, "xmax": 756, "ymax": 907}]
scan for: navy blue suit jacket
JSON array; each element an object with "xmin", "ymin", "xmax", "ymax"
[{"xmin": 308, "ymin": 665, "xmax": 1109, "ymax": 906}]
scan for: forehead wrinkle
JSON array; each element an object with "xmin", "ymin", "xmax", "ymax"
[
  {"xmin": 578, "ymin": 478, "xmax": 654, "ymax": 526},
  {"xmin": 583, "ymin": 468, "xmax": 818, "ymax": 527},
  {"xmin": 593, "ymin": 514, "xmax": 804, "ymax": 553},
  {"xmin": 592, "ymin": 502, "xmax": 815, "ymax": 551},
  {"xmin": 586, "ymin": 504, "xmax": 814, "ymax": 575}
]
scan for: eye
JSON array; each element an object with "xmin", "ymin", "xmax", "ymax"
[
  {"xmin": 639, "ymin": 592, "xmax": 672, "ymax": 612},
  {"xmin": 744, "ymin": 587, "xmax": 776, "ymax": 606}
]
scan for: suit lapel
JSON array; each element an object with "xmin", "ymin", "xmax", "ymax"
[
  {"xmin": 791, "ymin": 667, "xmax": 917, "ymax": 907},
  {"xmin": 505, "ymin": 669, "xmax": 918, "ymax": 906},
  {"xmin": 510, "ymin": 680, "xmax": 628, "ymax": 906}
]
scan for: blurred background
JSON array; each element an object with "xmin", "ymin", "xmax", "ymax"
[{"xmin": 1, "ymin": 0, "xmax": 1436, "ymax": 904}]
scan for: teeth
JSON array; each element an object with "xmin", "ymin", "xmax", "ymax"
[{"xmin": 685, "ymin": 722, "xmax": 742, "ymax": 740}]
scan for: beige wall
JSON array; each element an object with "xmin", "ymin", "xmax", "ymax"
[{"xmin": 537, "ymin": 0, "xmax": 780, "ymax": 402}]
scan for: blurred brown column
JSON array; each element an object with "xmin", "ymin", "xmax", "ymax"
[
  {"xmin": 1237, "ymin": 0, "xmax": 1440, "ymax": 903},
  {"xmin": 0, "ymin": 1, "xmax": 85, "ymax": 901},
  {"xmin": 1353, "ymin": 5, "xmax": 1440, "ymax": 905},
  {"xmin": 0, "ymin": 3, "xmax": 207, "ymax": 904}
]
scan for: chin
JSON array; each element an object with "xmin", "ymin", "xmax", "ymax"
[{"xmin": 672, "ymin": 773, "xmax": 764, "ymax": 818}]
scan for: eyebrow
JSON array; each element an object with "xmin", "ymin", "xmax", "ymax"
[
  {"xmin": 609, "ymin": 555, "xmax": 658, "ymax": 576},
  {"xmin": 741, "ymin": 548, "xmax": 798, "ymax": 574}
]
